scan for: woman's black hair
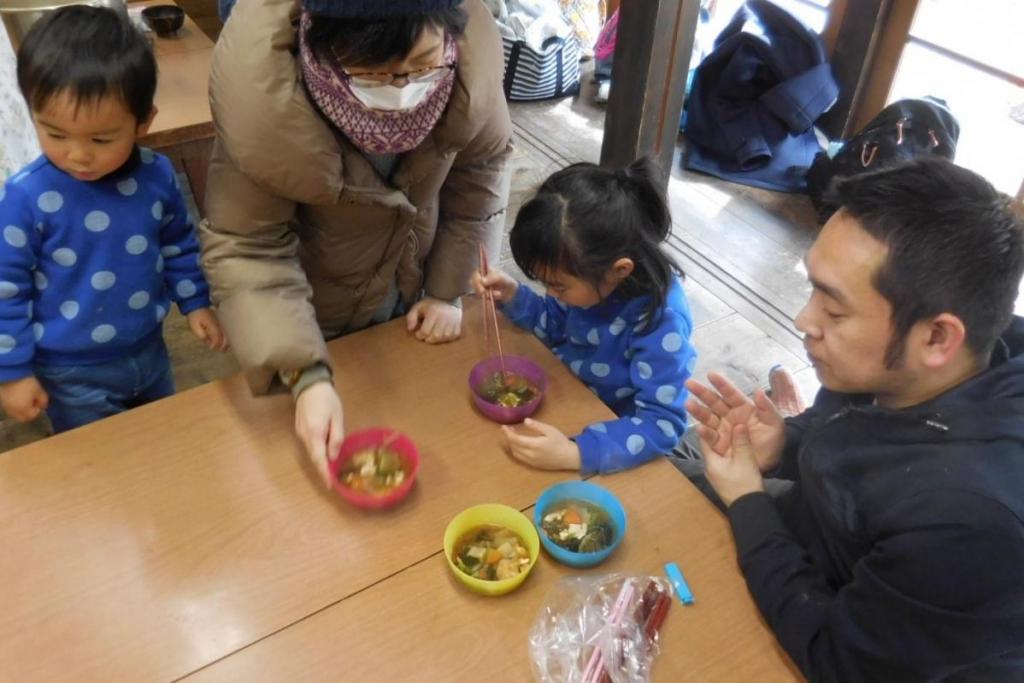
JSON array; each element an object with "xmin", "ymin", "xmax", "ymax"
[
  {"xmin": 510, "ymin": 157, "xmax": 683, "ymax": 327},
  {"xmin": 306, "ymin": 8, "xmax": 467, "ymax": 66},
  {"xmin": 17, "ymin": 5, "xmax": 156, "ymax": 122}
]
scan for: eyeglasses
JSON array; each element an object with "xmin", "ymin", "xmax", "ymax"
[{"xmin": 341, "ymin": 64, "xmax": 455, "ymax": 88}]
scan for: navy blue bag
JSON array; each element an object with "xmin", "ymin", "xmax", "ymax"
[{"xmin": 806, "ymin": 97, "xmax": 960, "ymax": 220}]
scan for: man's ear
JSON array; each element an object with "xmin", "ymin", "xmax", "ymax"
[
  {"xmin": 915, "ymin": 313, "xmax": 968, "ymax": 369},
  {"xmin": 136, "ymin": 106, "xmax": 158, "ymax": 137}
]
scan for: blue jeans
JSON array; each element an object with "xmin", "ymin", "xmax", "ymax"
[{"xmin": 34, "ymin": 336, "xmax": 176, "ymax": 433}]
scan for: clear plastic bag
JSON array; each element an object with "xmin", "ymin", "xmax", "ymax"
[{"xmin": 529, "ymin": 573, "xmax": 673, "ymax": 683}]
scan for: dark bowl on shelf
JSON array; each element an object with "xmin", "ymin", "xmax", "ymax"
[{"xmin": 141, "ymin": 5, "xmax": 184, "ymax": 37}]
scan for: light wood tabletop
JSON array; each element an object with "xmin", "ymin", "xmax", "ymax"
[
  {"xmin": 131, "ymin": 0, "xmax": 215, "ymax": 150},
  {"xmin": 0, "ymin": 297, "xmax": 798, "ymax": 682},
  {"xmin": 183, "ymin": 457, "xmax": 800, "ymax": 682},
  {"xmin": 128, "ymin": 0, "xmax": 216, "ymax": 213},
  {"xmin": 0, "ymin": 298, "xmax": 612, "ymax": 681}
]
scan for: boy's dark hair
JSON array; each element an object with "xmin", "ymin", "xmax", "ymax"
[
  {"xmin": 826, "ymin": 157, "xmax": 1024, "ymax": 366},
  {"xmin": 510, "ymin": 157, "xmax": 682, "ymax": 326},
  {"xmin": 307, "ymin": 8, "xmax": 467, "ymax": 66},
  {"xmin": 17, "ymin": 5, "xmax": 156, "ymax": 122}
]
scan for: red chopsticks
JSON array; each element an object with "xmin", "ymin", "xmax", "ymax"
[
  {"xmin": 586, "ymin": 578, "xmax": 672, "ymax": 683},
  {"xmin": 583, "ymin": 580, "xmax": 636, "ymax": 683}
]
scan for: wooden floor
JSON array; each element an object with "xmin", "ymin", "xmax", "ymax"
[{"xmin": 0, "ymin": 62, "xmax": 823, "ymax": 452}]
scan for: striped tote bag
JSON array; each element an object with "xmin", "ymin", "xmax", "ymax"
[{"xmin": 501, "ymin": 34, "xmax": 582, "ymax": 101}]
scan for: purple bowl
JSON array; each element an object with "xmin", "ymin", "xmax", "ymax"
[{"xmin": 469, "ymin": 355, "xmax": 547, "ymax": 424}]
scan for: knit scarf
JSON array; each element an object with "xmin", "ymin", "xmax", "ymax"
[{"xmin": 298, "ymin": 12, "xmax": 457, "ymax": 155}]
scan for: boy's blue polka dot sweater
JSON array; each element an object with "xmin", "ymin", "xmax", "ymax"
[
  {"xmin": 0, "ymin": 149, "xmax": 210, "ymax": 382},
  {"xmin": 501, "ymin": 277, "xmax": 696, "ymax": 473}
]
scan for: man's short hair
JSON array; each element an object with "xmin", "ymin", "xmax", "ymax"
[
  {"xmin": 826, "ymin": 157, "xmax": 1024, "ymax": 366},
  {"xmin": 17, "ymin": 5, "xmax": 157, "ymax": 122}
]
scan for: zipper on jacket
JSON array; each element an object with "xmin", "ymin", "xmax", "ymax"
[{"xmin": 805, "ymin": 404, "xmax": 951, "ymax": 456}]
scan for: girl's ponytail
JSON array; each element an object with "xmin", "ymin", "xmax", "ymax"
[{"xmin": 618, "ymin": 157, "xmax": 671, "ymax": 243}]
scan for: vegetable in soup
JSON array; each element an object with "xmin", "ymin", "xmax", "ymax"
[
  {"xmin": 338, "ymin": 448, "xmax": 406, "ymax": 494},
  {"xmin": 478, "ymin": 371, "xmax": 539, "ymax": 408},
  {"xmin": 540, "ymin": 499, "xmax": 615, "ymax": 553},
  {"xmin": 453, "ymin": 525, "xmax": 531, "ymax": 581}
]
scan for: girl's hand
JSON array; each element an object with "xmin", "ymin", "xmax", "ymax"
[
  {"xmin": 406, "ymin": 297, "xmax": 462, "ymax": 344},
  {"xmin": 0, "ymin": 375, "xmax": 49, "ymax": 422},
  {"xmin": 471, "ymin": 268, "xmax": 519, "ymax": 304},
  {"xmin": 186, "ymin": 308, "xmax": 229, "ymax": 351},
  {"xmin": 501, "ymin": 418, "xmax": 581, "ymax": 470}
]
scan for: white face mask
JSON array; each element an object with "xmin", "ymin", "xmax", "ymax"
[{"xmin": 348, "ymin": 80, "xmax": 436, "ymax": 112}]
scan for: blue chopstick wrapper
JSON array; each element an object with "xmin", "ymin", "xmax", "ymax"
[{"xmin": 664, "ymin": 562, "xmax": 694, "ymax": 605}]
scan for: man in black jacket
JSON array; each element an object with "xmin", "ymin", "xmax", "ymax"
[{"xmin": 686, "ymin": 158, "xmax": 1024, "ymax": 682}]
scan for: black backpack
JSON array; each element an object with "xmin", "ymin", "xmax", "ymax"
[{"xmin": 806, "ymin": 97, "xmax": 960, "ymax": 221}]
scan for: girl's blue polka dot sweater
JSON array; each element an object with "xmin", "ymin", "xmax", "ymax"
[
  {"xmin": 0, "ymin": 149, "xmax": 210, "ymax": 382},
  {"xmin": 501, "ymin": 276, "xmax": 696, "ymax": 473}
]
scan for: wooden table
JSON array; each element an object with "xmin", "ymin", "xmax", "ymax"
[
  {"xmin": 0, "ymin": 299, "xmax": 799, "ymax": 682},
  {"xmin": 131, "ymin": 0, "xmax": 215, "ymax": 212}
]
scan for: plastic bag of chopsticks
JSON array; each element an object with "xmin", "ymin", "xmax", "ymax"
[{"xmin": 529, "ymin": 573, "xmax": 672, "ymax": 683}]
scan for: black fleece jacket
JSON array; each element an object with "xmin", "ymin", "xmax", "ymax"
[{"xmin": 728, "ymin": 317, "xmax": 1024, "ymax": 682}]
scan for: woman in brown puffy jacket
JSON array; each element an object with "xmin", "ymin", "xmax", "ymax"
[{"xmin": 200, "ymin": 0, "xmax": 512, "ymax": 484}]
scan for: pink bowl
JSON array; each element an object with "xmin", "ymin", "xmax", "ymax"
[
  {"xmin": 328, "ymin": 427, "xmax": 419, "ymax": 510},
  {"xmin": 469, "ymin": 355, "xmax": 547, "ymax": 424}
]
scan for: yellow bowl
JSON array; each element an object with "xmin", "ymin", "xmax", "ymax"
[{"xmin": 443, "ymin": 503, "xmax": 540, "ymax": 597}]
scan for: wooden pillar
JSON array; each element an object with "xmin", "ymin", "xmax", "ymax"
[
  {"xmin": 599, "ymin": 0, "xmax": 701, "ymax": 186},
  {"xmin": 819, "ymin": 0, "xmax": 919, "ymax": 139}
]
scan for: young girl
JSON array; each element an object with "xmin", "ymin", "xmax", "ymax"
[{"xmin": 473, "ymin": 158, "xmax": 696, "ymax": 473}]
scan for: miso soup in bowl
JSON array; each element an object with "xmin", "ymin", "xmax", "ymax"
[
  {"xmin": 534, "ymin": 480, "xmax": 626, "ymax": 568},
  {"xmin": 468, "ymin": 355, "xmax": 547, "ymax": 424},
  {"xmin": 444, "ymin": 503, "xmax": 540, "ymax": 596}
]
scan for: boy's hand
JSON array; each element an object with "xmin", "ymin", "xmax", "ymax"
[
  {"xmin": 186, "ymin": 308, "xmax": 229, "ymax": 351},
  {"xmin": 501, "ymin": 418, "xmax": 581, "ymax": 470},
  {"xmin": 685, "ymin": 372, "xmax": 786, "ymax": 473},
  {"xmin": 0, "ymin": 376, "xmax": 49, "ymax": 422},
  {"xmin": 471, "ymin": 268, "xmax": 519, "ymax": 304},
  {"xmin": 294, "ymin": 382, "xmax": 344, "ymax": 488},
  {"xmin": 405, "ymin": 297, "xmax": 461, "ymax": 344}
]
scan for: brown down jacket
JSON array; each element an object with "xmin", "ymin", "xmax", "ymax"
[{"xmin": 199, "ymin": 0, "xmax": 513, "ymax": 393}]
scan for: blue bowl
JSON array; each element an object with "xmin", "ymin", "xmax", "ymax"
[{"xmin": 534, "ymin": 480, "xmax": 626, "ymax": 568}]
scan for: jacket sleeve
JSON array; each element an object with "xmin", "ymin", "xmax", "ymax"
[
  {"xmin": 574, "ymin": 310, "xmax": 695, "ymax": 473},
  {"xmin": 0, "ymin": 184, "xmax": 39, "ymax": 382},
  {"xmin": 198, "ymin": 140, "xmax": 329, "ymax": 393},
  {"xmin": 499, "ymin": 283, "xmax": 569, "ymax": 347},
  {"xmin": 727, "ymin": 489, "xmax": 1024, "ymax": 682},
  {"xmin": 158, "ymin": 159, "xmax": 210, "ymax": 315},
  {"xmin": 426, "ymin": 98, "xmax": 513, "ymax": 302}
]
